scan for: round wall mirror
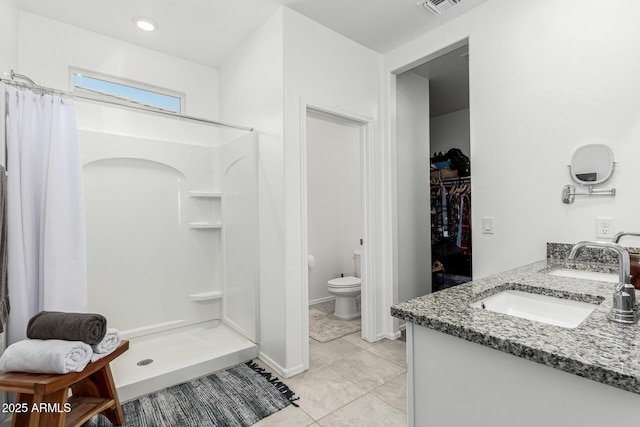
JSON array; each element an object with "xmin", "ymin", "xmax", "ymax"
[{"xmin": 570, "ymin": 144, "xmax": 615, "ymax": 185}]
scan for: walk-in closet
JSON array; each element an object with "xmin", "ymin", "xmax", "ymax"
[
  {"xmin": 395, "ymin": 42, "xmax": 472, "ymax": 302},
  {"xmin": 430, "ymin": 174, "xmax": 471, "ymax": 292}
]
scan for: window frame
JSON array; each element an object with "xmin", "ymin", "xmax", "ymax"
[{"xmin": 69, "ymin": 67, "xmax": 186, "ymax": 114}]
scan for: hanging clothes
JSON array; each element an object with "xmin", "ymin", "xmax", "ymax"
[
  {"xmin": 440, "ymin": 182, "xmax": 448, "ymax": 238},
  {"xmin": 430, "ymin": 180, "xmax": 471, "ymax": 252},
  {"xmin": 458, "ymin": 192, "xmax": 472, "ymax": 255},
  {"xmin": 6, "ymin": 86, "xmax": 88, "ymax": 345},
  {"xmin": 456, "ymin": 194, "xmax": 465, "ymax": 248}
]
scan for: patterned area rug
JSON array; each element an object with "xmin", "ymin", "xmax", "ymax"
[
  {"xmin": 308, "ymin": 308, "xmax": 361, "ymax": 343},
  {"xmin": 84, "ymin": 362, "xmax": 298, "ymax": 427}
]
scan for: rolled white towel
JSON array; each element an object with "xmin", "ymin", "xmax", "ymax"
[
  {"xmin": 0, "ymin": 339, "xmax": 92, "ymax": 374},
  {"xmin": 90, "ymin": 328, "xmax": 121, "ymax": 362}
]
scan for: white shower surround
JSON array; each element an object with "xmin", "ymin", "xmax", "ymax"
[
  {"xmin": 109, "ymin": 320, "xmax": 257, "ymax": 402},
  {"xmin": 79, "ymin": 105, "xmax": 259, "ymax": 400}
]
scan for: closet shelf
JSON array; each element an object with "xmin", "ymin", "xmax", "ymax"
[
  {"xmin": 189, "ymin": 291, "xmax": 223, "ymax": 301},
  {"xmin": 189, "ymin": 191, "xmax": 221, "ymax": 198},
  {"xmin": 189, "ymin": 223, "xmax": 222, "ymax": 229}
]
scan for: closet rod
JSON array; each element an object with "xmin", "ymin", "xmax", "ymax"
[
  {"xmin": 1, "ymin": 70, "xmax": 254, "ymax": 132},
  {"xmin": 431, "ymin": 176, "xmax": 471, "ymax": 186}
]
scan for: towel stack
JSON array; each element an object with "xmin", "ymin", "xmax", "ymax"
[{"xmin": 0, "ymin": 311, "xmax": 121, "ymax": 374}]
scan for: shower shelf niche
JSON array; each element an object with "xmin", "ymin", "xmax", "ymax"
[
  {"xmin": 189, "ymin": 291, "xmax": 222, "ymax": 301},
  {"xmin": 189, "ymin": 190, "xmax": 221, "ymax": 229}
]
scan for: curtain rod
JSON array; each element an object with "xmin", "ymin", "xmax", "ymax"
[{"xmin": 0, "ymin": 71, "xmax": 254, "ymax": 132}]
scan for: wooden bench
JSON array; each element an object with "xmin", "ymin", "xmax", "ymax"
[{"xmin": 0, "ymin": 340, "xmax": 129, "ymax": 427}]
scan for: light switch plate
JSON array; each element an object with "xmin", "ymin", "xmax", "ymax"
[{"xmin": 482, "ymin": 217, "xmax": 494, "ymax": 234}]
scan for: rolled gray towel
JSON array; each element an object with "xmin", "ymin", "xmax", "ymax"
[{"xmin": 27, "ymin": 311, "xmax": 107, "ymax": 345}]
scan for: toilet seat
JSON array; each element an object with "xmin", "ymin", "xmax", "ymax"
[{"xmin": 327, "ymin": 276, "xmax": 361, "ymax": 288}]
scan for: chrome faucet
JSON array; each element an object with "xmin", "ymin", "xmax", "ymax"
[
  {"xmin": 612, "ymin": 231, "xmax": 640, "ymax": 244},
  {"xmin": 568, "ymin": 241, "xmax": 640, "ymax": 324}
]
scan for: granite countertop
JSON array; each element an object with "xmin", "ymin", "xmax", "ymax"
[{"xmin": 391, "ymin": 259, "xmax": 640, "ymax": 395}]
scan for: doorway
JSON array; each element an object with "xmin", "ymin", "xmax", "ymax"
[
  {"xmin": 300, "ymin": 103, "xmax": 374, "ymax": 371},
  {"xmin": 394, "ymin": 41, "xmax": 472, "ymax": 307}
]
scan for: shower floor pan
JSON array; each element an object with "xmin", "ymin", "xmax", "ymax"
[{"xmin": 111, "ymin": 320, "xmax": 258, "ymax": 402}]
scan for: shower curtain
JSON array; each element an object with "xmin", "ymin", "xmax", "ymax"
[{"xmin": 5, "ymin": 86, "xmax": 87, "ymax": 345}]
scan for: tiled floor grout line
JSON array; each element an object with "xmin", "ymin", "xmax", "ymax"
[
  {"xmin": 254, "ymin": 303, "xmax": 407, "ymax": 426},
  {"xmin": 363, "ymin": 346, "xmax": 408, "ymax": 369},
  {"xmin": 314, "ymin": 390, "xmax": 401, "ymax": 426},
  {"xmin": 305, "ymin": 343, "xmax": 405, "ymax": 421}
]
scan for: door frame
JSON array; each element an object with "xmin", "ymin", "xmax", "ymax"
[
  {"xmin": 299, "ymin": 97, "xmax": 376, "ymax": 370},
  {"xmin": 388, "ymin": 37, "xmax": 470, "ymax": 338}
]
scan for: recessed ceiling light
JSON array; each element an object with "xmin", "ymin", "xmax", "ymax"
[{"xmin": 133, "ymin": 17, "xmax": 159, "ymax": 32}]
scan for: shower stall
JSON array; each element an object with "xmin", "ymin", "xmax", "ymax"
[{"xmin": 78, "ymin": 102, "xmax": 259, "ymax": 402}]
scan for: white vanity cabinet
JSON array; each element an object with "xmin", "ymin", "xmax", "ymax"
[{"xmin": 407, "ymin": 323, "xmax": 640, "ymax": 427}]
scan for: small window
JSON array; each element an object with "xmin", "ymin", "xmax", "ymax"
[{"xmin": 71, "ymin": 69, "xmax": 184, "ymax": 113}]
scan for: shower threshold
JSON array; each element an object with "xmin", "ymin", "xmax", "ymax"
[{"xmin": 110, "ymin": 320, "xmax": 258, "ymax": 402}]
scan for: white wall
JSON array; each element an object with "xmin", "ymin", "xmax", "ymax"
[
  {"xmin": 0, "ymin": 0, "xmax": 18, "ymax": 69},
  {"xmin": 219, "ymin": 10, "xmax": 286, "ymax": 372},
  {"xmin": 385, "ymin": 0, "xmax": 640, "ymax": 280},
  {"xmin": 431, "ymin": 108, "xmax": 470, "ymax": 156},
  {"xmin": 221, "ymin": 7, "xmax": 382, "ymax": 375},
  {"xmin": 17, "ymin": 12, "xmax": 218, "ymax": 119},
  {"xmin": 0, "ymin": 0, "xmax": 18, "ymax": 73},
  {"xmin": 395, "ymin": 71, "xmax": 431, "ymax": 304},
  {"xmin": 307, "ymin": 114, "xmax": 361, "ymax": 304},
  {"xmin": 282, "ymin": 7, "xmax": 383, "ymax": 373},
  {"xmin": 0, "ymin": 0, "xmax": 18, "ymax": 167}
]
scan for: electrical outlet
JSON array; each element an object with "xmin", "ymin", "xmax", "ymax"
[{"xmin": 596, "ymin": 217, "xmax": 615, "ymax": 239}]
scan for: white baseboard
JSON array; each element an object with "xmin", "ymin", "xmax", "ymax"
[
  {"xmin": 258, "ymin": 351, "xmax": 305, "ymax": 379},
  {"xmin": 378, "ymin": 330, "xmax": 401, "ymax": 341},
  {"xmin": 309, "ymin": 295, "xmax": 335, "ymax": 306}
]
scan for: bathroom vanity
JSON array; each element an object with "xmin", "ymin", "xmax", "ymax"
[{"xmin": 392, "ymin": 254, "xmax": 640, "ymax": 427}]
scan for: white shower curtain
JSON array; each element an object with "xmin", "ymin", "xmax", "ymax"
[{"xmin": 5, "ymin": 86, "xmax": 88, "ymax": 345}]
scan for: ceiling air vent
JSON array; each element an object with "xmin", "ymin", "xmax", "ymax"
[{"xmin": 417, "ymin": 0, "xmax": 461, "ymax": 15}]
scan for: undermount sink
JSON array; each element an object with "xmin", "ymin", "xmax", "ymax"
[
  {"xmin": 546, "ymin": 268, "xmax": 618, "ymax": 283},
  {"xmin": 470, "ymin": 290, "xmax": 600, "ymax": 328}
]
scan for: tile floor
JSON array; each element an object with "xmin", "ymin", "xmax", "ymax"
[{"xmin": 253, "ymin": 302, "xmax": 407, "ymax": 427}]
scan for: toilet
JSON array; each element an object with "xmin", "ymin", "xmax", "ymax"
[{"xmin": 327, "ymin": 250, "xmax": 362, "ymax": 320}]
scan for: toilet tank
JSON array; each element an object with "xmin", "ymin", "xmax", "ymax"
[{"xmin": 354, "ymin": 249, "xmax": 362, "ymax": 278}]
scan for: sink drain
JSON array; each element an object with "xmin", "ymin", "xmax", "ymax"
[{"xmin": 137, "ymin": 358, "xmax": 154, "ymax": 366}]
